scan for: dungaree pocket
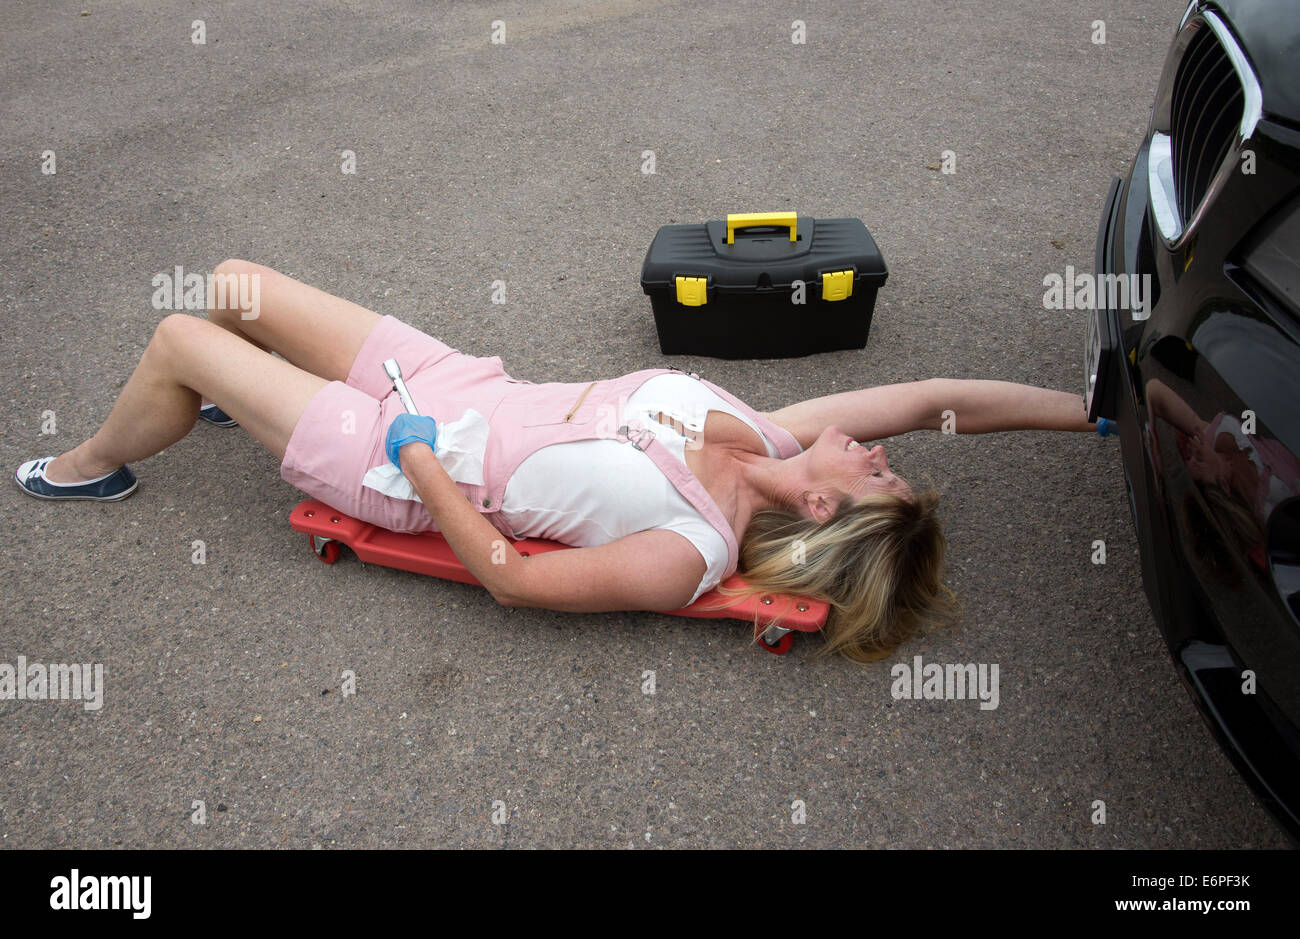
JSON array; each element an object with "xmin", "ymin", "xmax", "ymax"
[{"xmin": 519, "ymin": 381, "xmax": 601, "ymax": 428}]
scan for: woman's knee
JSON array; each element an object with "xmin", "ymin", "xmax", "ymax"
[
  {"xmin": 212, "ymin": 257, "xmax": 264, "ymax": 281},
  {"xmin": 153, "ymin": 312, "xmax": 219, "ymax": 360},
  {"xmin": 208, "ymin": 258, "xmax": 268, "ymax": 325}
]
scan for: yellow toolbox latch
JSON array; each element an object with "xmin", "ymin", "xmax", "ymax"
[
  {"xmin": 821, "ymin": 270, "xmax": 854, "ymax": 302},
  {"xmin": 675, "ymin": 276, "xmax": 708, "ymax": 306}
]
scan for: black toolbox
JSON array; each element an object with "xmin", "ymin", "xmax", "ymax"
[{"xmin": 639, "ymin": 212, "xmax": 887, "ymax": 359}]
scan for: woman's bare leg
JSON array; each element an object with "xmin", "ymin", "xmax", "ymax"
[
  {"xmin": 203, "ymin": 258, "xmax": 382, "ymax": 381},
  {"xmin": 45, "ymin": 314, "xmax": 329, "ymax": 482}
]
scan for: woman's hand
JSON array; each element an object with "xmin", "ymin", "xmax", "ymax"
[{"xmin": 385, "ymin": 413, "xmax": 438, "ymax": 474}]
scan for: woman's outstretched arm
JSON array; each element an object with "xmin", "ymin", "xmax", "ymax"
[{"xmin": 766, "ymin": 378, "xmax": 1095, "ymax": 448}]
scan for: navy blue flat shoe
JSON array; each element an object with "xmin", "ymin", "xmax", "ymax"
[
  {"xmin": 199, "ymin": 404, "xmax": 239, "ymax": 427},
  {"xmin": 14, "ymin": 457, "xmax": 139, "ymax": 501}
]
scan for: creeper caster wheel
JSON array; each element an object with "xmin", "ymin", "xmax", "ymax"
[{"xmin": 311, "ymin": 535, "xmax": 340, "ymax": 564}]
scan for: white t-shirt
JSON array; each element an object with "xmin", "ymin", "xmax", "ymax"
[{"xmin": 499, "ymin": 374, "xmax": 791, "ymax": 605}]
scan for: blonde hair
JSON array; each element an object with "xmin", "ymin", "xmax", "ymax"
[
  {"xmin": 1180, "ymin": 483, "xmax": 1262, "ymax": 584},
  {"xmin": 698, "ymin": 487, "xmax": 959, "ymax": 663}
]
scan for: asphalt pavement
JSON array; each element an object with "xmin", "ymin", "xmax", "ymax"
[{"xmin": 1, "ymin": 0, "xmax": 1287, "ymax": 847}]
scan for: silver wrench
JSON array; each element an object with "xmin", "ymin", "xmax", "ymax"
[{"xmin": 382, "ymin": 358, "xmax": 421, "ymax": 415}]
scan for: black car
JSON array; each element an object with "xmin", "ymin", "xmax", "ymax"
[{"xmin": 1087, "ymin": 0, "xmax": 1300, "ymax": 840}]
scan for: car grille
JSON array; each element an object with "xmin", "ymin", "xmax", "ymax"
[
  {"xmin": 1170, "ymin": 23, "xmax": 1244, "ymax": 229},
  {"xmin": 1147, "ymin": 9, "xmax": 1261, "ymax": 247}
]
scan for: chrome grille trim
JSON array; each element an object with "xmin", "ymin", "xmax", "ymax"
[{"xmin": 1147, "ymin": 9, "xmax": 1262, "ymax": 248}]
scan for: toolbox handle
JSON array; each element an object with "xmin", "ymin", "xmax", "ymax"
[{"xmin": 726, "ymin": 212, "xmax": 797, "ymax": 245}]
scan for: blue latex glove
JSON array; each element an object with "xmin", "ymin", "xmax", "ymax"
[
  {"xmin": 1097, "ymin": 417, "xmax": 1117, "ymax": 438},
  {"xmin": 385, "ymin": 413, "xmax": 438, "ymax": 474}
]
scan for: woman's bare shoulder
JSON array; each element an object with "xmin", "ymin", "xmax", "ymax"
[{"xmin": 758, "ymin": 409, "xmax": 802, "ymax": 447}]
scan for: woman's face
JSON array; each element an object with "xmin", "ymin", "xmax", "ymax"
[
  {"xmin": 1213, "ymin": 431, "xmax": 1260, "ymax": 501},
  {"xmin": 805, "ymin": 425, "xmax": 912, "ymax": 507}
]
